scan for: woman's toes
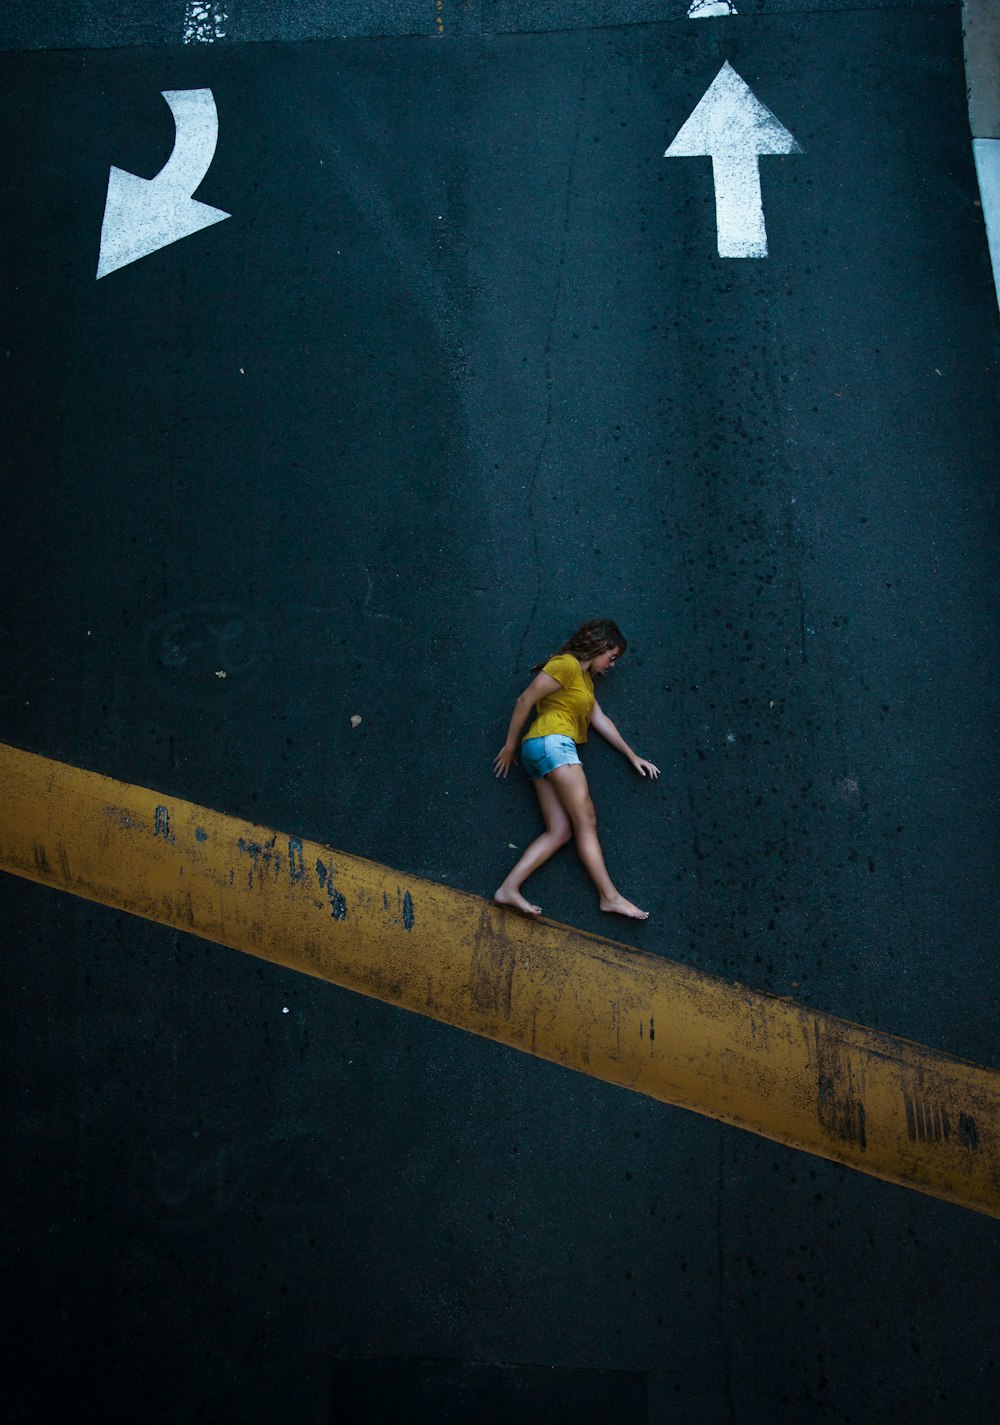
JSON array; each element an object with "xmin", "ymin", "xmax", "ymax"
[
  {"xmin": 494, "ymin": 887, "xmax": 542, "ymax": 916},
  {"xmin": 600, "ymin": 895, "xmax": 648, "ymax": 920}
]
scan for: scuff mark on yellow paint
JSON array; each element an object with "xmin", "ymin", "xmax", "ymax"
[{"xmin": 470, "ymin": 906, "xmax": 516, "ymax": 1020}]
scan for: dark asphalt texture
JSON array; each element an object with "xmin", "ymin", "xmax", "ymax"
[
  {"xmin": 0, "ymin": 0, "xmax": 955, "ymax": 51},
  {"xmin": 2, "ymin": 9, "xmax": 999, "ymax": 1422}
]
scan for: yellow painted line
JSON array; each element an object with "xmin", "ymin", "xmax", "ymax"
[{"xmin": 2, "ymin": 740, "xmax": 998, "ymax": 1219}]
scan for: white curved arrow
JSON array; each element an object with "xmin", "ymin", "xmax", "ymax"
[
  {"xmin": 96, "ymin": 88, "xmax": 230, "ymax": 280},
  {"xmin": 666, "ymin": 62, "xmax": 802, "ymax": 258}
]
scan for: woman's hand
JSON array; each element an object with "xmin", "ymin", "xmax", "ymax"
[
  {"xmin": 494, "ymin": 744, "xmax": 518, "ymax": 778},
  {"xmin": 631, "ymin": 755, "xmax": 660, "ymax": 780}
]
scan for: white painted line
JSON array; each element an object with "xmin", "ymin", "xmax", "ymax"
[
  {"xmin": 688, "ymin": 1, "xmax": 738, "ymax": 17},
  {"xmin": 96, "ymin": 89, "xmax": 231, "ymax": 280},
  {"xmin": 973, "ymin": 139, "xmax": 1000, "ymax": 314},
  {"xmin": 665, "ymin": 61, "xmax": 802, "ymax": 258},
  {"xmin": 183, "ymin": 1, "xmax": 227, "ymax": 44}
]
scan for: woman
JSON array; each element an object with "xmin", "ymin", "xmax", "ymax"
[{"xmin": 493, "ymin": 619, "xmax": 659, "ymax": 919}]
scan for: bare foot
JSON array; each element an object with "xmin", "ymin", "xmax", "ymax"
[
  {"xmin": 600, "ymin": 895, "xmax": 649, "ymax": 920},
  {"xmin": 494, "ymin": 886, "xmax": 542, "ymax": 916}
]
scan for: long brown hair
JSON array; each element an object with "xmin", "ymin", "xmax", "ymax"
[{"xmin": 532, "ymin": 618, "xmax": 627, "ymax": 673}]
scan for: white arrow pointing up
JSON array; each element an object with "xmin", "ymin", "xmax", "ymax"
[
  {"xmin": 97, "ymin": 88, "xmax": 230, "ymax": 280},
  {"xmin": 665, "ymin": 62, "xmax": 802, "ymax": 258}
]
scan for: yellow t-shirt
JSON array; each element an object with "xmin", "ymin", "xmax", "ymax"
[{"xmin": 523, "ymin": 653, "xmax": 595, "ymax": 745}]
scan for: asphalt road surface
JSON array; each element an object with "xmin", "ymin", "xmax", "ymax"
[{"xmin": 2, "ymin": 4, "xmax": 998, "ymax": 1421}]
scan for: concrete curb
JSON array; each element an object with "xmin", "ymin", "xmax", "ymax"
[
  {"xmin": 963, "ymin": 0, "xmax": 1000, "ymax": 138},
  {"xmin": 963, "ymin": 0, "xmax": 1000, "ymax": 309},
  {"xmin": 3, "ymin": 739, "xmax": 1000, "ymax": 1218}
]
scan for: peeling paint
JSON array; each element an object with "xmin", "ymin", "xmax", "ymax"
[
  {"xmin": 183, "ymin": 1, "xmax": 227, "ymax": 44},
  {"xmin": 288, "ymin": 838, "xmax": 304, "ymax": 883},
  {"xmin": 315, "ymin": 858, "xmax": 348, "ymax": 921},
  {"xmin": 238, "ymin": 838, "xmax": 262, "ymax": 888},
  {"xmin": 105, "ymin": 806, "xmax": 136, "ymax": 830},
  {"xmin": 237, "ymin": 836, "xmax": 282, "ymax": 889}
]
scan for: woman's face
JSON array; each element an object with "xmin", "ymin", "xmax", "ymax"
[{"xmin": 590, "ymin": 645, "xmax": 622, "ymax": 675}]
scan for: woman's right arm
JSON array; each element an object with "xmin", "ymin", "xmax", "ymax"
[{"xmin": 493, "ymin": 672, "xmax": 562, "ymax": 778}]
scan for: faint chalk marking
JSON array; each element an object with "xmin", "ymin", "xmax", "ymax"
[
  {"xmin": 364, "ymin": 564, "xmax": 403, "ymax": 623},
  {"xmin": 145, "ymin": 604, "xmax": 264, "ymax": 703}
]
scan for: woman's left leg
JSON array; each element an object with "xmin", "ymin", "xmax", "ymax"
[{"xmin": 494, "ymin": 776, "xmax": 573, "ymax": 915}]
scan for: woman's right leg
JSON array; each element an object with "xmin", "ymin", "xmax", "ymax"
[
  {"xmin": 546, "ymin": 764, "xmax": 648, "ymax": 919},
  {"xmin": 494, "ymin": 776, "xmax": 574, "ymax": 915}
]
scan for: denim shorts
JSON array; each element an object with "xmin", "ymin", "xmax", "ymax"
[{"xmin": 520, "ymin": 734, "xmax": 581, "ymax": 780}]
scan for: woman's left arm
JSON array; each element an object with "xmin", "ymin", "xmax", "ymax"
[{"xmin": 590, "ymin": 701, "xmax": 660, "ymax": 779}]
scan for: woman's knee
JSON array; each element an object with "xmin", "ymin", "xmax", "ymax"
[
  {"xmin": 572, "ymin": 797, "xmax": 597, "ymax": 833},
  {"xmin": 543, "ymin": 806, "xmax": 573, "ymax": 845}
]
